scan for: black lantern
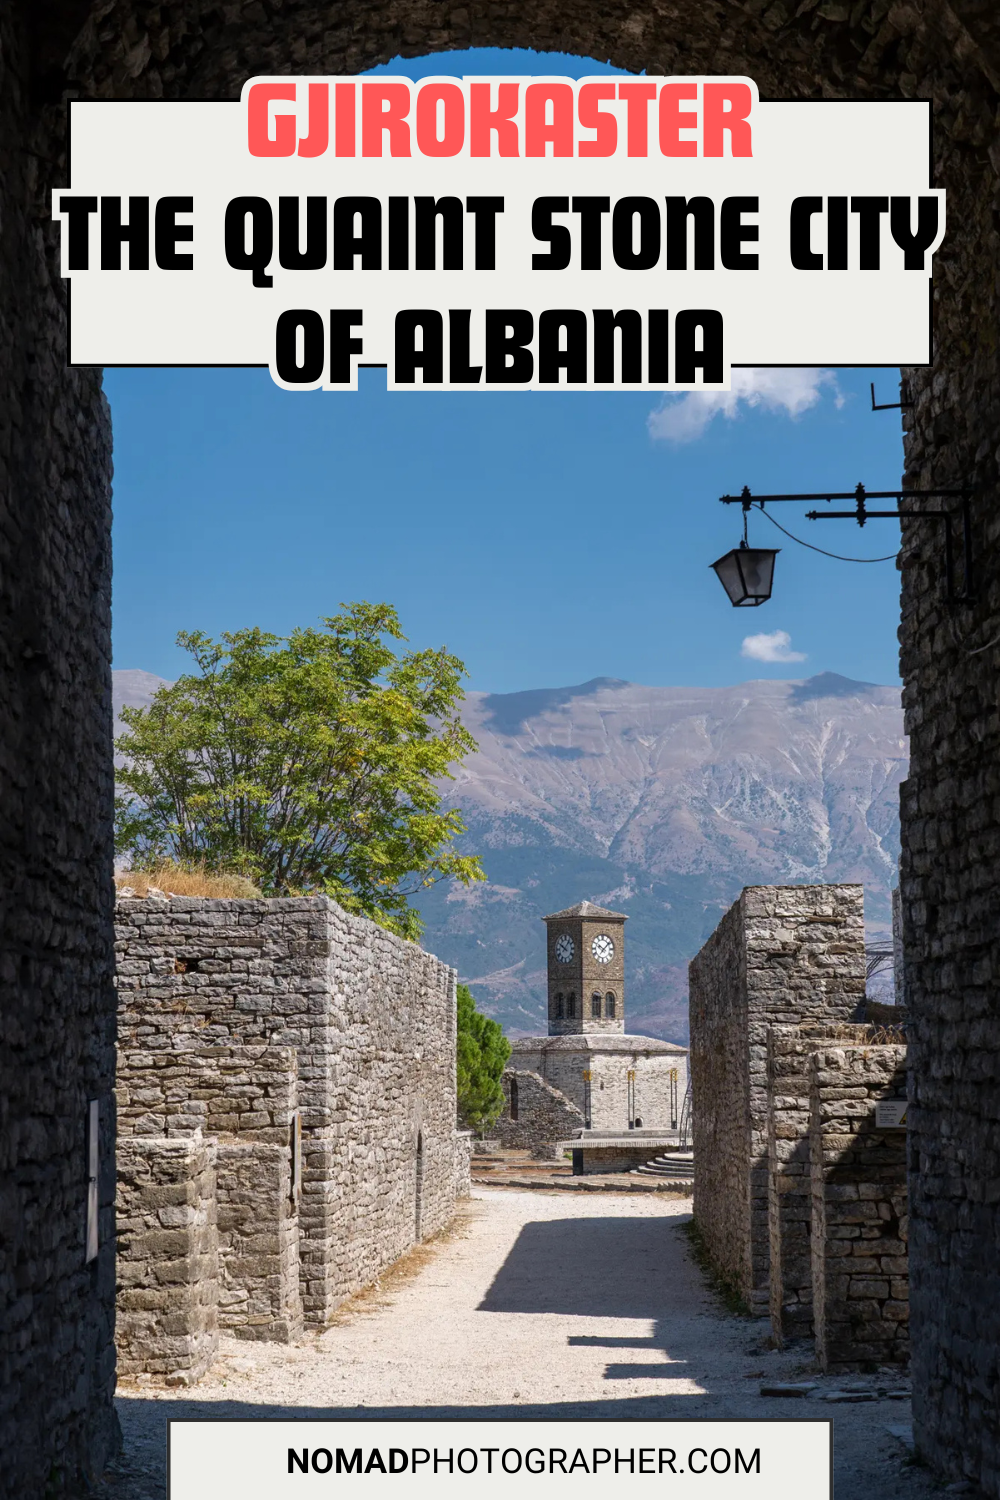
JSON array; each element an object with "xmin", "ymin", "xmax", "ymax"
[{"xmin": 711, "ymin": 540, "xmax": 779, "ymax": 606}]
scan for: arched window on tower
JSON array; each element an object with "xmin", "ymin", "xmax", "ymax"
[
  {"xmin": 606, "ymin": 992, "xmax": 616, "ymax": 1018},
  {"xmin": 591, "ymin": 992, "xmax": 602, "ymax": 1018},
  {"xmin": 509, "ymin": 1075, "xmax": 519, "ymax": 1121},
  {"xmin": 555, "ymin": 992, "xmax": 564, "ymax": 1018},
  {"xmin": 567, "ymin": 992, "xmax": 576, "ymax": 1018}
]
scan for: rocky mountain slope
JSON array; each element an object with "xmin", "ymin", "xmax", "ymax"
[{"xmin": 112, "ymin": 669, "xmax": 906, "ymax": 1044}]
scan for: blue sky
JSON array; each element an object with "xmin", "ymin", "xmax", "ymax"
[{"xmin": 107, "ymin": 48, "xmax": 908, "ymax": 693}]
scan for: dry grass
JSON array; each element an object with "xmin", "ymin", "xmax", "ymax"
[
  {"xmin": 826, "ymin": 1021, "xmax": 907, "ymax": 1045},
  {"xmin": 114, "ymin": 862, "xmax": 262, "ymax": 899}
]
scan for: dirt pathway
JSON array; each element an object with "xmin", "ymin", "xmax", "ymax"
[{"xmin": 96, "ymin": 1189, "xmax": 941, "ymax": 1498}]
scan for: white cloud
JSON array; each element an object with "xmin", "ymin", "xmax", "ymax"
[
  {"xmin": 741, "ymin": 629, "xmax": 807, "ymax": 664},
  {"xmin": 648, "ymin": 367, "xmax": 843, "ymax": 444}
]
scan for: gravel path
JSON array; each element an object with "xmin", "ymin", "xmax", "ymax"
[{"xmin": 94, "ymin": 1189, "xmax": 943, "ymax": 1498}]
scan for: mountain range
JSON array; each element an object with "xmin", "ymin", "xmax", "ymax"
[{"xmin": 112, "ymin": 669, "xmax": 906, "ymax": 1045}]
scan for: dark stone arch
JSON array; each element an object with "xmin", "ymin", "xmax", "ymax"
[{"xmin": 3, "ymin": 2, "xmax": 1000, "ymax": 1493}]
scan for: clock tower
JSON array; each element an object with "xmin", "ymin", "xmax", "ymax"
[{"xmin": 543, "ymin": 901, "xmax": 627, "ymax": 1036}]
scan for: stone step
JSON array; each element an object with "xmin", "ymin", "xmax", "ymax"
[
  {"xmin": 631, "ymin": 1168, "xmax": 694, "ymax": 1178},
  {"xmin": 630, "ymin": 1155, "xmax": 695, "ymax": 1178}
]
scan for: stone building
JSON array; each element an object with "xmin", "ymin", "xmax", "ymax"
[
  {"xmin": 114, "ymin": 893, "xmax": 471, "ymax": 1381},
  {"xmin": 497, "ymin": 902, "xmax": 688, "ymax": 1162},
  {"xmin": 7, "ymin": 4, "xmax": 1000, "ymax": 1495}
]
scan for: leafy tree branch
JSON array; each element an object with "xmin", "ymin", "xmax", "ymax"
[{"xmin": 115, "ymin": 601, "xmax": 484, "ymax": 939}]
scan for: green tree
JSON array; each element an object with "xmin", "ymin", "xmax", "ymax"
[
  {"xmin": 456, "ymin": 983, "xmax": 511, "ymax": 1133},
  {"xmin": 114, "ymin": 602, "xmax": 484, "ymax": 939}
]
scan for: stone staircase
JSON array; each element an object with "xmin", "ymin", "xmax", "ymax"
[{"xmin": 630, "ymin": 1151, "xmax": 695, "ymax": 1181}]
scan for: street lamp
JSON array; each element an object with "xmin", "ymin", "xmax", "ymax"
[
  {"xmin": 710, "ymin": 489, "xmax": 778, "ymax": 605},
  {"xmin": 710, "ymin": 541, "xmax": 779, "ymax": 607},
  {"xmin": 711, "ymin": 483, "xmax": 974, "ymax": 607}
]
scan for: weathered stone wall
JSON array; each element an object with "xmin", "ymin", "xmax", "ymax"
[
  {"xmin": 689, "ymin": 893, "xmax": 751, "ymax": 1299},
  {"xmin": 768, "ymin": 1021, "xmax": 904, "ymax": 1345},
  {"xmin": 454, "ymin": 1130, "xmax": 473, "ymax": 1198},
  {"xmin": 0, "ymin": 3, "xmax": 119, "ymax": 1487},
  {"xmin": 894, "ymin": 19, "xmax": 1000, "ymax": 1489},
  {"xmin": 497, "ymin": 1068, "xmax": 585, "ymax": 1156},
  {"xmin": 769, "ymin": 1025, "xmax": 853, "ymax": 1342},
  {"xmin": 117, "ymin": 1044, "xmax": 299, "ymax": 1141},
  {"xmin": 115, "ymin": 895, "xmax": 461, "ymax": 1338},
  {"xmin": 116, "ymin": 1136, "xmax": 219, "ymax": 1384},
  {"xmin": 810, "ymin": 1045, "xmax": 909, "ymax": 1371},
  {"xmin": 891, "ymin": 888, "xmax": 906, "ymax": 1010},
  {"xmin": 117, "ymin": 1043, "xmax": 303, "ymax": 1343},
  {"xmin": 690, "ymin": 886, "xmax": 866, "ymax": 1310},
  {"xmin": 216, "ymin": 1143, "xmax": 302, "ymax": 1342}
]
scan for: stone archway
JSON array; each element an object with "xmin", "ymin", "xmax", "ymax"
[{"xmin": 3, "ymin": 2, "xmax": 1000, "ymax": 1494}]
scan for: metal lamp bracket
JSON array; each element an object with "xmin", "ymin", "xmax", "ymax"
[
  {"xmin": 870, "ymin": 382, "xmax": 914, "ymax": 411},
  {"xmin": 720, "ymin": 484, "xmax": 975, "ymax": 606}
]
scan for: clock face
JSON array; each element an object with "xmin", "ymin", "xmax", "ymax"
[
  {"xmin": 554, "ymin": 934, "xmax": 575, "ymax": 964},
  {"xmin": 591, "ymin": 933, "xmax": 615, "ymax": 964}
]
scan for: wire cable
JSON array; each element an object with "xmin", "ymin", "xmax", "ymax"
[
  {"xmin": 755, "ymin": 504, "xmax": 898, "ymax": 563},
  {"xmin": 963, "ymin": 630, "xmax": 1000, "ymax": 655},
  {"xmin": 948, "ymin": 613, "xmax": 1000, "ymax": 656}
]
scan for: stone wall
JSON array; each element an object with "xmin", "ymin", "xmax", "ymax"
[
  {"xmin": 216, "ymin": 1142, "xmax": 302, "ymax": 1342},
  {"xmin": 117, "ymin": 1044, "xmax": 299, "ymax": 1141},
  {"xmin": 810, "ymin": 1045, "xmax": 909, "ymax": 1371},
  {"xmin": 891, "ymin": 888, "xmax": 906, "ymax": 1010},
  {"xmin": 689, "ymin": 890, "xmax": 751, "ymax": 1299},
  {"xmin": 117, "ymin": 1043, "xmax": 303, "ymax": 1343},
  {"xmin": 453, "ymin": 1130, "xmax": 473, "ymax": 1198},
  {"xmin": 497, "ymin": 1068, "xmax": 584, "ymax": 1156},
  {"xmin": 690, "ymin": 885, "xmax": 866, "ymax": 1310},
  {"xmin": 894, "ymin": 21, "xmax": 1000, "ymax": 1488},
  {"xmin": 116, "ymin": 1136, "xmax": 219, "ymax": 1384},
  {"xmin": 768, "ymin": 1029, "xmax": 814, "ymax": 1340},
  {"xmin": 115, "ymin": 895, "xmax": 463, "ymax": 1367},
  {"xmin": 0, "ymin": 3, "xmax": 119, "ymax": 1487},
  {"xmin": 768, "ymin": 1022, "xmax": 904, "ymax": 1346}
]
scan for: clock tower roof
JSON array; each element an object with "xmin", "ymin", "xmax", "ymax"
[{"xmin": 543, "ymin": 901, "xmax": 628, "ymax": 923}]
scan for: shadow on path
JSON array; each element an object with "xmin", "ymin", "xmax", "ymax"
[
  {"xmin": 478, "ymin": 1217, "xmax": 686, "ymax": 1319},
  {"xmin": 478, "ymin": 1215, "xmax": 707, "ymax": 1382}
]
